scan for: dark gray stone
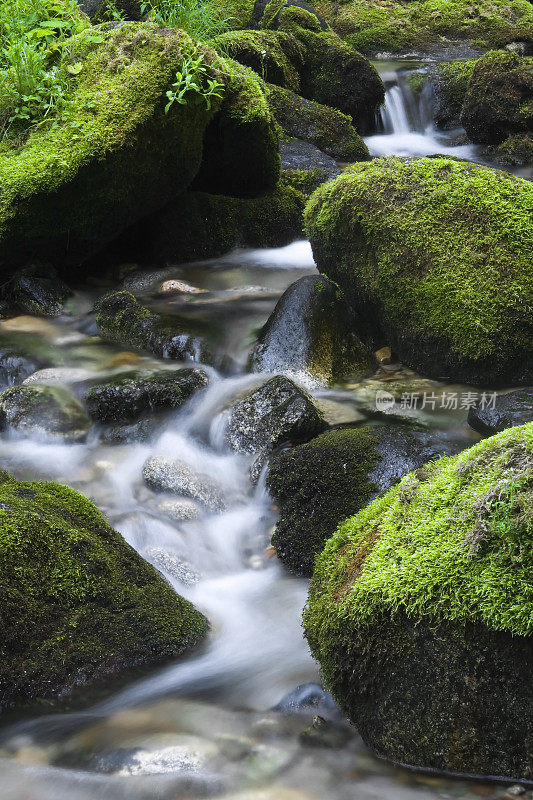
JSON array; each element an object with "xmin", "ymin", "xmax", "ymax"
[
  {"xmin": 468, "ymin": 389, "xmax": 533, "ymax": 435},
  {"xmin": 0, "ymin": 384, "xmax": 91, "ymax": 443}
]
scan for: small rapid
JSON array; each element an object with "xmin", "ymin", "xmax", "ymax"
[{"xmin": 365, "ymin": 63, "xmax": 482, "ymax": 161}]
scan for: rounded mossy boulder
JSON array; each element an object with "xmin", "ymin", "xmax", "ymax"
[
  {"xmin": 461, "ymin": 51, "xmax": 533, "ymax": 145},
  {"xmin": 0, "ymin": 23, "xmax": 224, "ymax": 270},
  {"xmin": 266, "ymin": 84, "xmax": 369, "ymax": 161},
  {"xmin": 305, "ymin": 156, "xmax": 533, "ymax": 386},
  {"xmin": 432, "ymin": 59, "xmax": 478, "ymax": 129},
  {"xmin": 0, "ymin": 472, "xmax": 208, "ymax": 713},
  {"xmin": 494, "ymin": 132, "xmax": 533, "ymax": 166},
  {"xmin": 315, "ymin": 0, "xmax": 533, "ymax": 56},
  {"xmin": 304, "ymin": 423, "xmax": 533, "ymax": 780},
  {"xmin": 251, "ymin": 275, "xmax": 374, "ymax": 387},
  {"xmin": 193, "ymin": 60, "xmax": 280, "ymax": 198},
  {"xmin": 268, "ymin": 424, "xmax": 457, "ymax": 576},
  {"xmin": 267, "ymin": 5, "xmax": 384, "ymax": 131},
  {"xmin": 210, "ymin": 30, "xmax": 304, "ymax": 91}
]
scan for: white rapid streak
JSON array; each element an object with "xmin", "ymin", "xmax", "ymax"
[{"xmin": 380, "ymin": 84, "xmax": 411, "ymax": 134}]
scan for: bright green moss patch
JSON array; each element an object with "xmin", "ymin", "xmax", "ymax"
[
  {"xmin": 305, "ymin": 156, "xmax": 533, "ymax": 384},
  {"xmin": 316, "ymin": 0, "xmax": 533, "ymax": 55},
  {"xmin": 0, "ymin": 472, "xmax": 208, "ymax": 712},
  {"xmin": 305, "ymin": 423, "xmax": 533, "ymax": 644}
]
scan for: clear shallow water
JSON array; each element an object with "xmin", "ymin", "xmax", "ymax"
[{"xmin": 0, "ymin": 78, "xmax": 527, "ymax": 799}]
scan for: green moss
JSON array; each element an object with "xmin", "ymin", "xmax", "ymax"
[
  {"xmin": 140, "ymin": 185, "xmax": 305, "ymax": 262},
  {"xmin": 305, "ymin": 423, "xmax": 533, "ymax": 657},
  {"xmin": 281, "ymin": 168, "xmax": 326, "ymax": 197},
  {"xmin": 215, "ymin": 0, "xmax": 256, "ymax": 30},
  {"xmin": 210, "ymin": 30, "xmax": 304, "ymax": 90},
  {"xmin": 267, "ymin": 83, "xmax": 370, "ymax": 161},
  {"xmin": 495, "ymin": 132, "xmax": 533, "ymax": 165},
  {"xmin": 0, "ymin": 22, "xmax": 223, "ymax": 269},
  {"xmin": 95, "ymin": 291, "xmax": 211, "ymax": 361},
  {"xmin": 461, "ymin": 50, "xmax": 533, "ymax": 144},
  {"xmin": 266, "ymin": 5, "xmax": 384, "ymax": 130},
  {"xmin": 315, "ymin": 0, "xmax": 533, "ymax": 55},
  {"xmin": 268, "ymin": 427, "xmax": 381, "ymax": 575},
  {"xmin": 0, "ymin": 472, "xmax": 208, "ymax": 712},
  {"xmin": 433, "ymin": 58, "xmax": 478, "ymax": 127},
  {"xmin": 193, "ymin": 59, "xmax": 280, "ymax": 197},
  {"xmin": 305, "ymin": 156, "xmax": 533, "ymax": 385}
]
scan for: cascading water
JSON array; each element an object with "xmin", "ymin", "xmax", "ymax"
[{"xmin": 365, "ymin": 65, "xmax": 481, "ymax": 161}]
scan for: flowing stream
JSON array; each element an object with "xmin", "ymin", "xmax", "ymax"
[{"xmin": 0, "ymin": 63, "xmax": 527, "ymax": 800}]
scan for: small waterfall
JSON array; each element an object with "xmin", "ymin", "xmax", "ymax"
[{"xmin": 366, "ymin": 65, "xmax": 478, "ymax": 161}]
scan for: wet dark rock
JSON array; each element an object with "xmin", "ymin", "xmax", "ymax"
[
  {"xmin": 279, "ymin": 140, "xmax": 340, "ymax": 182},
  {"xmin": 0, "ymin": 384, "xmax": 91, "ymax": 443},
  {"xmin": 267, "ymin": 425, "xmax": 460, "ymax": 576},
  {"xmin": 78, "ymin": 0, "xmax": 142, "ymax": 20},
  {"xmin": 0, "ymin": 471, "xmax": 208, "ymax": 714},
  {"xmin": 225, "ymin": 376, "xmax": 327, "ymax": 480},
  {"xmin": 95, "ymin": 291, "xmax": 210, "ymax": 363},
  {"xmin": 267, "ymin": 84, "xmax": 370, "ymax": 161},
  {"xmin": 0, "ymin": 350, "xmax": 38, "ymax": 390},
  {"xmin": 251, "ymin": 275, "xmax": 373, "ymax": 387},
  {"xmin": 143, "ymin": 456, "xmax": 226, "ymax": 512},
  {"xmin": 99, "ymin": 417, "xmax": 158, "ymax": 445},
  {"xmin": 85, "ymin": 368, "xmax": 208, "ymax": 424},
  {"xmin": 1, "ymin": 265, "xmax": 72, "ymax": 317},
  {"xmin": 468, "ymin": 389, "xmax": 533, "ymax": 435},
  {"xmin": 273, "ymin": 683, "xmax": 337, "ymax": 716},
  {"xmin": 299, "ymin": 714, "xmax": 354, "ymax": 748}
]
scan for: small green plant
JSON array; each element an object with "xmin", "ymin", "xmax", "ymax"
[
  {"xmin": 0, "ymin": 0, "xmax": 87, "ymax": 139},
  {"xmin": 164, "ymin": 46, "xmax": 224, "ymax": 113},
  {"xmin": 140, "ymin": 0, "xmax": 229, "ymax": 41}
]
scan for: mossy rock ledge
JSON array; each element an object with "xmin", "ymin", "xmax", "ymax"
[
  {"xmin": 0, "ymin": 472, "xmax": 208, "ymax": 714},
  {"xmin": 305, "ymin": 156, "xmax": 533, "ymax": 386},
  {"xmin": 304, "ymin": 423, "xmax": 533, "ymax": 780}
]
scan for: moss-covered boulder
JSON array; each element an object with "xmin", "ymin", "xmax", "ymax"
[
  {"xmin": 468, "ymin": 388, "xmax": 533, "ymax": 435},
  {"xmin": 315, "ymin": 0, "xmax": 533, "ymax": 56},
  {"xmin": 84, "ymin": 368, "xmax": 209, "ymax": 424},
  {"xmin": 268, "ymin": 425, "xmax": 457, "ymax": 576},
  {"xmin": 251, "ymin": 275, "xmax": 373, "ymax": 387},
  {"xmin": 0, "ymin": 23, "xmax": 224, "ymax": 271},
  {"xmin": 304, "ymin": 423, "xmax": 533, "ymax": 780},
  {"xmin": 494, "ymin": 132, "xmax": 533, "ymax": 166},
  {"xmin": 266, "ymin": 84, "xmax": 369, "ymax": 161},
  {"xmin": 210, "ymin": 30, "xmax": 304, "ymax": 91},
  {"xmin": 305, "ymin": 156, "xmax": 533, "ymax": 386},
  {"xmin": 0, "ymin": 384, "xmax": 91, "ymax": 443},
  {"xmin": 432, "ymin": 59, "xmax": 477, "ymax": 129},
  {"xmin": 461, "ymin": 51, "xmax": 533, "ymax": 145},
  {"xmin": 122, "ymin": 185, "xmax": 305, "ymax": 264},
  {"xmin": 0, "ymin": 472, "xmax": 207, "ymax": 713},
  {"xmin": 193, "ymin": 61, "xmax": 280, "ymax": 198},
  {"xmin": 265, "ymin": 5, "xmax": 384, "ymax": 131},
  {"xmin": 95, "ymin": 291, "xmax": 211, "ymax": 362}
]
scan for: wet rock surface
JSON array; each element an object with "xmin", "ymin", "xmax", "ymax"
[
  {"xmin": 95, "ymin": 291, "xmax": 210, "ymax": 363},
  {"xmin": 251, "ymin": 275, "xmax": 373, "ymax": 387},
  {"xmin": 468, "ymin": 389, "xmax": 533, "ymax": 435},
  {"xmin": 279, "ymin": 140, "xmax": 340, "ymax": 182},
  {"xmin": 143, "ymin": 456, "xmax": 226, "ymax": 512},
  {"xmin": 225, "ymin": 376, "xmax": 327, "ymax": 479},
  {"xmin": 85, "ymin": 368, "xmax": 209, "ymax": 424},
  {"xmin": 1, "ymin": 266, "xmax": 72, "ymax": 317},
  {"xmin": 0, "ymin": 384, "xmax": 91, "ymax": 443}
]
